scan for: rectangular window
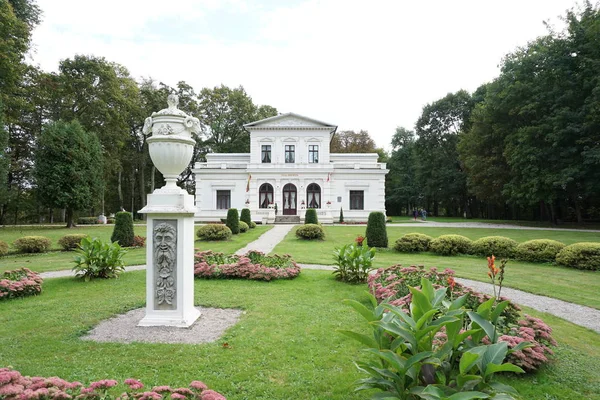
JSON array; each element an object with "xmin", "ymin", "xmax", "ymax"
[
  {"xmin": 308, "ymin": 145, "xmax": 319, "ymax": 163},
  {"xmin": 350, "ymin": 190, "xmax": 364, "ymax": 210},
  {"xmin": 261, "ymin": 145, "xmax": 271, "ymax": 163},
  {"xmin": 216, "ymin": 190, "xmax": 231, "ymax": 210},
  {"xmin": 285, "ymin": 145, "xmax": 295, "ymax": 163}
]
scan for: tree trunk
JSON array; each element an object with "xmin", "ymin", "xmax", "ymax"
[
  {"xmin": 117, "ymin": 169, "xmax": 124, "ymax": 210},
  {"xmin": 573, "ymin": 196, "xmax": 583, "ymax": 224},
  {"xmin": 61, "ymin": 208, "xmax": 66, "ymax": 223},
  {"xmin": 66, "ymin": 207, "xmax": 75, "ymax": 228}
]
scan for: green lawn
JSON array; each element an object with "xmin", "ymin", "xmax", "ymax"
[
  {"xmin": 272, "ymin": 226, "xmax": 600, "ymax": 309},
  {"xmin": 0, "ymin": 225, "xmax": 272, "ymax": 274},
  {"xmin": 1, "ymin": 269, "xmax": 598, "ymax": 399}
]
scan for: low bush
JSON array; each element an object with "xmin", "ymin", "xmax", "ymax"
[
  {"xmin": 58, "ymin": 234, "xmax": 89, "ymax": 251},
  {"xmin": 249, "ymin": 221, "xmax": 257, "ymax": 229},
  {"xmin": 0, "ymin": 268, "xmax": 43, "ymax": 300},
  {"xmin": 305, "ymin": 208, "xmax": 318, "ymax": 224},
  {"xmin": 429, "ymin": 234, "xmax": 472, "ymax": 255},
  {"xmin": 77, "ymin": 216, "xmax": 99, "ymax": 225},
  {"xmin": 240, "ymin": 208, "xmax": 252, "ymax": 226},
  {"xmin": 393, "ymin": 232, "xmax": 433, "ymax": 252},
  {"xmin": 515, "ymin": 239, "xmax": 566, "ymax": 263},
  {"xmin": 13, "ymin": 236, "xmax": 52, "ymax": 253},
  {"xmin": 197, "ymin": 224, "xmax": 232, "ymax": 241},
  {"xmin": 333, "ymin": 243, "xmax": 375, "ymax": 283},
  {"xmin": 0, "ymin": 240, "xmax": 8, "ymax": 256},
  {"xmin": 194, "ymin": 250, "xmax": 300, "ymax": 281},
  {"xmin": 239, "ymin": 220, "xmax": 249, "ymax": 233},
  {"xmin": 107, "ymin": 217, "xmax": 115, "ymax": 224},
  {"xmin": 72, "ymin": 237, "xmax": 127, "ymax": 281},
  {"xmin": 226, "ymin": 208, "xmax": 240, "ymax": 234},
  {"xmin": 385, "ymin": 216, "xmax": 392, "ymax": 223},
  {"xmin": 132, "ymin": 235, "xmax": 146, "ymax": 247},
  {"xmin": 556, "ymin": 242, "xmax": 600, "ymax": 270},
  {"xmin": 296, "ymin": 224, "xmax": 325, "ymax": 240},
  {"xmin": 471, "ymin": 235, "xmax": 518, "ymax": 257},
  {"xmin": 111, "ymin": 211, "xmax": 134, "ymax": 247},
  {"xmin": 0, "ymin": 368, "xmax": 226, "ymax": 400},
  {"xmin": 365, "ymin": 211, "xmax": 388, "ymax": 247}
]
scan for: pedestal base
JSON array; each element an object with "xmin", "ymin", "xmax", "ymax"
[{"xmin": 138, "ymin": 307, "xmax": 201, "ymax": 328}]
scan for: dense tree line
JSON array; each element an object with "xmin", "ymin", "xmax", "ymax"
[
  {"xmin": 0, "ymin": 1, "xmax": 278, "ymax": 225},
  {"xmin": 386, "ymin": 2, "xmax": 600, "ymax": 223}
]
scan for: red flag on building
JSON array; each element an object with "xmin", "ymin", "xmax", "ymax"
[
  {"xmin": 326, "ymin": 172, "xmax": 330, "ymax": 182},
  {"xmin": 246, "ymin": 174, "xmax": 251, "ymax": 192}
]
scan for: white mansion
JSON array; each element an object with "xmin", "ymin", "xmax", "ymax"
[{"xmin": 192, "ymin": 113, "xmax": 388, "ymax": 223}]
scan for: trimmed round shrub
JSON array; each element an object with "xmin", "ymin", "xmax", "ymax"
[
  {"xmin": 429, "ymin": 234, "xmax": 472, "ymax": 256},
  {"xmin": 515, "ymin": 239, "xmax": 566, "ymax": 263},
  {"xmin": 394, "ymin": 233, "xmax": 433, "ymax": 252},
  {"xmin": 111, "ymin": 211, "xmax": 134, "ymax": 247},
  {"xmin": 226, "ymin": 208, "xmax": 240, "ymax": 234},
  {"xmin": 13, "ymin": 236, "xmax": 52, "ymax": 253},
  {"xmin": 339, "ymin": 207, "xmax": 344, "ymax": 223},
  {"xmin": 305, "ymin": 208, "xmax": 318, "ymax": 224},
  {"xmin": 249, "ymin": 221, "xmax": 257, "ymax": 229},
  {"xmin": 0, "ymin": 240, "xmax": 8, "ymax": 256},
  {"xmin": 296, "ymin": 224, "xmax": 325, "ymax": 240},
  {"xmin": 58, "ymin": 234, "xmax": 89, "ymax": 251},
  {"xmin": 556, "ymin": 242, "xmax": 600, "ymax": 270},
  {"xmin": 197, "ymin": 224, "xmax": 232, "ymax": 241},
  {"xmin": 239, "ymin": 220, "xmax": 249, "ymax": 233},
  {"xmin": 77, "ymin": 216, "xmax": 99, "ymax": 225},
  {"xmin": 366, "ymin": 211, "xmax": 388, "ymax": 248},
  {"xmin": 240, "ymin": 208, "xmax": 252, "ymax": 226},
  {"xmin": 470, "ymin": 236, "xmax": 518, "ymax": 257}
]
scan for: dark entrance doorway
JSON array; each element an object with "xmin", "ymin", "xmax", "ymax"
[{"xmin": 282, "ymin": 183, "xmax": 297, "ymax": 215}]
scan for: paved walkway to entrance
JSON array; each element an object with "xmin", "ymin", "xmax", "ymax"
[{"xmin": 39, "ymin": 223, "xmax": 600, "ymax": 334}]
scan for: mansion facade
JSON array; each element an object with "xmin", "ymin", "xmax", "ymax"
[{"xmin": 192, "ymin": 113, "xmax": 388, "ymax": 223}]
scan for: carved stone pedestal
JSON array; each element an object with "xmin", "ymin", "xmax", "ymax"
[{"xmin": 138, "ymin": 189, "xmax": 200, "ymax": 327}]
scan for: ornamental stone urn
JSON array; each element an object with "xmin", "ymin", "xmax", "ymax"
[{"xmin": 138, "ymin": 95, "xmax": 201, "ymax": 327}]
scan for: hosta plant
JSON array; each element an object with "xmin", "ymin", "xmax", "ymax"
[
  {"xmin": 72, "ymin": 237, "xmax": 127, "ymax": 281},
  {"xmin": 341, "ymin": 279, "xmax": 527, "ymax": 399},
  {"xmin": 333, "ymin": 243, "xmax": 376, "ymax": 283}
]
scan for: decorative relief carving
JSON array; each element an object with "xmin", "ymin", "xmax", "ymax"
[
  {"xmin": 154, "ymin": 221, "xmax": 177, "ymax": 309},
  {"xmin": 261, "ymin": 116, "xmax": 319, "ymax": 127}
]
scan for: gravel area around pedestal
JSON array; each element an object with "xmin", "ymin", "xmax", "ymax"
[{"xmin": 81, "ymin": 307, "xmax": 243, "ymax": 344}]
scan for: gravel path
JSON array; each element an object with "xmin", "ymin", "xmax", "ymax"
[{"xmin": 234, "ymin": 224, "xmax": 295, "ymax": 255}]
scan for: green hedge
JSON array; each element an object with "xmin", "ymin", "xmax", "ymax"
[
  {"xmin": 470, "ymin": 236, "xmax": 518, "ymax": 258},
  {"xmin": 111, "ymin": 211, "xmax": 134, "ymax": 247},
  {"xmin": 556, "ymin": 242, "xmax": 600, "ymax": 271},
  {"xmin": 13, "ymin": 236, "xmax": 52, "ymax": 253},
  {"xmin": 0, "ymin": 240, "xmax": 8, "ymax": 256},
  {"xmin": 226, "ymin": 208, "xmax": 240, "ymax": 235},
  {"xmin": 394, "ymin": 233, "xmax": 433, "ymax": 252},
  {"xmin": 305, "ymin": 208, "xmax": 318, "ymax": 224},
  {"xmin": 197, "ymin": 224, "xmax": 232, "ymax": 241},
  {"xmin": 240, "ymin": 208, "xmax": 252, "ymax": 226},
  {"xmin": 58, "ymin": 234, "xmax": 89, "ymax": 251},
  {"xmin": 296, "ymin": 224, "xmax": 325, "ymax": 240},
  {"xmin": 77, "ymin": 217, "xmax": 99, "ymax": 225},
  {"xmin": 515, "ymin": 239, "xmax": 566, "ymax": 263},
  {"xmin": 366, "ymin": 212, "xmax": 388, "ymax": 248},
  {"xmin": 429, "ymin": 234, "xmax": 472, "ymax": 256}
]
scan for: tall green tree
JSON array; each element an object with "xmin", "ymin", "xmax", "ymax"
[
  {"xmin": 386, "ymin": 127, "xmax": 419, "ymax": 215},
  {"xmin": 0, "ymin": 99, "xmax": 8, "ymax": 207},
  {"xmin": 34, "ymin": 120, "xmax": 103, "ymax": 228},
  {"xmin": 414, "ymin": 90, "xmax": 474, "ymax": 216}
]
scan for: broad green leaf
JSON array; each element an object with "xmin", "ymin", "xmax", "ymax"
[
  {"xmin": 481, "ymin": 342, "xmax": 509, "ymax": 368},
  {"xmin": 338, "ymin": 330, "xmax": 379, "ymax": 348},
  {"xmin": 449, "ymin": 294, "xmax": 469, "ymax": 310},
  {"xmin": 416, "ymin": 309, "xmax": 438, "ymax": 329},
  {"xmin": 456, "ymin": 374, "xmax": 483, "ymax": 391},
  {"xmin": 342, "ymin": 299, "xmax": 378, "ymax": 322},
  {"xmin": 490, "ymin": 300, "xmax": 510, "ymax": 323},
  {"xmin": 459, "ymin": 352, "xmax": 479, "ymax": 374},
  {"xmin": 420, "ymin": 277, "xmax": 435, "ymax": 301},
  {"xmin": 484, "ymin": 362, "xmax": 525, "ymax": 378},
  {"xmin": 467, "ymin": 311, "xmax": 497, "ymax": 342},
  {"xmin": 476, "ymin": 297, "xmax": 495, "ymax": 317},
  {"xmin": 447, "ymin": 391, "xmax": 490, "ymax": 400},
  {"xmin": 409, "ymin": 286, "xmax": 432, "ymax": 321}
]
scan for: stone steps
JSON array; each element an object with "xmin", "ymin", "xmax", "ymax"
[{"xmin": 274, "ymin": 215, "xmax": 301, "ymax": 224}]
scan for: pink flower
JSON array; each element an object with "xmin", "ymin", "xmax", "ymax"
[
  {"xmin": 200, "ymin": 390, "xmax": 226, "ymax": 400},
  {"xmin": 0, "ymin": 383, "xmax": 24, "ymax": 396},
  {"xmin": 138, "ymin": 391, "xmax": 162, "ymax": 400},
  {"xmin": 152, "ymin": 386, "xmax": 172, "ymax": 393},
  {"xmin": 171, "ymin": 394, "xmax": 187, "ymax": 400},
  {"xmin": 89, "ymin": 379, "xmax": 118, "ymax": 390},
  {"xmin": 124, "ymin": 379, "xmax": 144, "ymax": 390},
  {"xmin": 189, "ymin": 381, "xmax": 207, "ymax": 391}
]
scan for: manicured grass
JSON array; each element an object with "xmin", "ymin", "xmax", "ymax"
[
  {"xmin": 272, "ymin": 226, "xmax": 600, "ymax": 309},
  {"xmin": 0, "ymin": 225, "xmax": 271, "ymax": 274},
  {"xmin": 1, "ymin": 269, "xmax": 598, "ymax": 399}
]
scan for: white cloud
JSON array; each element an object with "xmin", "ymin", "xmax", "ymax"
[{"xmin": 29, "ymin": 0, "xmax": 577, "ymax": 149}]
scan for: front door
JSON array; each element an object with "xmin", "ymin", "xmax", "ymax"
[{"xmin": 282, "ymin": 183, "xmax": 297, "ymax": 215}]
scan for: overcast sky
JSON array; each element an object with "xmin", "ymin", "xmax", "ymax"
[{"xmin": 29, "ymin": 0, "xmax": 579, "ymax": 149}]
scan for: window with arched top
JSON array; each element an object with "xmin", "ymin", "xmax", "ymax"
[
  {"xmin": 306, "ymin": 183, "xmax": 321, "ymax": 209},
  {"xmin": 259, "ymin": 183, "xmax": 274, "ymax": 208}
]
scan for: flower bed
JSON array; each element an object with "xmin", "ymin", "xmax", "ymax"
[
  {"xmin": 0, "ymin": 268, "xmax": 43, "ymax": 301},
  {"xmin": 367, "ymin": 264, "xmax": 556, "ymax": 371},
  {"xmin": 194, "ymin": 250, "xmax": 300, "ymax": 281},
  {"xmin": 0, "ymin": 368, "xmax": 226, "ymax": 400}
]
